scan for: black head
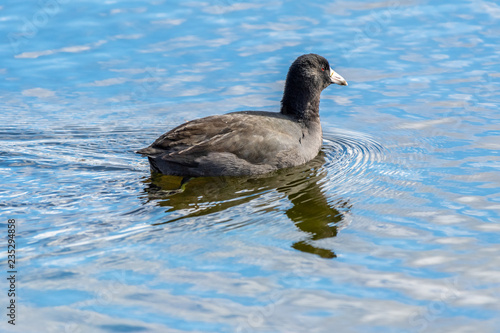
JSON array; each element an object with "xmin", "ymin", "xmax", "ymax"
[
  {"xmin": 281, "ymin": 54, "xmax": 347, "ymax": 120},
  {"xmin": 287, "ymin": 54, "xmax": 347, "ymax": 91}
]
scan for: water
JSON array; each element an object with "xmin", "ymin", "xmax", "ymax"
[{"xmin": 1, "ymin": 0, "xmax": 499, "ymax": 332}]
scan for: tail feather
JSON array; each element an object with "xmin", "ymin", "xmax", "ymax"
[{"xmin": 136, "ymin": 146, "xmax": 164, "ymax": 156}]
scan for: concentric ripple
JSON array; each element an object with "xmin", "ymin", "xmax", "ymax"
[{"xmin": 320, "ymin": 128, "xmax": 386, "ymax": 196}]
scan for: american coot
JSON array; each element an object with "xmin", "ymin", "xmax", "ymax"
[{"xmin": 137, "ymin": 53, "xmax": 348, "ymax": 177}]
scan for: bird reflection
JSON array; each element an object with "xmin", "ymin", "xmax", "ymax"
[{"xmin": 141, "ymin": 151, "xmax": 351, "ymax": 259}]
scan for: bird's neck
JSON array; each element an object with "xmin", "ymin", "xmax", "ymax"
[{"xmin": 280, "ymin": 85, "xmax": 321, "ymax": 123}]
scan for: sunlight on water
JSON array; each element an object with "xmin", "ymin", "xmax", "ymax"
[{"xmin": 1, "ymin": 0, "xmax": 499, "ymax": 332}]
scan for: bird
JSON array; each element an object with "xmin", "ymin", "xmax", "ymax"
[{"xmin": 136, "ymin": 53, "xmax": 347, "ymax": 177}]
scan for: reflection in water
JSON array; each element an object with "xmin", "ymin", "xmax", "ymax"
[{"xmin": 141, "ymin": 151, "xmax": 350, "ymax": 259}]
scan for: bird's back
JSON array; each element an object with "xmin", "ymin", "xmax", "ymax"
[{"xmin": 137, "ymin": 111, "xmax": 321, "ymax": 177}]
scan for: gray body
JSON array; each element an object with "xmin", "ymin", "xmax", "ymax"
[
  {"xmin": 137, "ymin": 54, "xmax": 347, "ymax": 177},
  {"xmin": 138, "ymin": 111, "xmax": 322, "ymax": 176}
]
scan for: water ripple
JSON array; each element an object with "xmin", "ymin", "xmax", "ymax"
[{"xmin": 321, "ymin": 128, "xmax": 385, "ymax": 196}]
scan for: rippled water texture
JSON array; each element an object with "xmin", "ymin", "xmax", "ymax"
[{"xmin": 1, "ymin": 1, "xmax": 500, "ymax": 332}]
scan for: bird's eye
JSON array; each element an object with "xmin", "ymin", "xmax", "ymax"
[{"xmin": 321, "ymin": 67, "xmax": 325, "ymax": 71}]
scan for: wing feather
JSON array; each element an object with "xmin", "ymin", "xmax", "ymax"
[{"xmin": 137, "ymin": 113, "xmax": 301, "ymax": 167}]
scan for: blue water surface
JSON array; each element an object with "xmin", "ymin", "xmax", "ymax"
[{"xmin": 1, "ymin": 0, "xmax": 500, "ymax": 332}]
